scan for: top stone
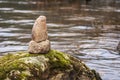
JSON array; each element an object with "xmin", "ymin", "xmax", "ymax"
[{"xmin": 32, "ymin": 16, "xmax": 48, "ymax": 42}]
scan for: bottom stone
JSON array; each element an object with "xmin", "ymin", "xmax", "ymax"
[
  {"xmin": 28, "ymin": 40, "xmax": 50, "ymax": 54},
  {"xmin": 0, "ymin": 50, "xmax": 102, "ymax": 80}
]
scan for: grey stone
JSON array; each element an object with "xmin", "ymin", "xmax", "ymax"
[{"xmin": 28, "ymin": 40, "xmax": 50, "ymax": 54}]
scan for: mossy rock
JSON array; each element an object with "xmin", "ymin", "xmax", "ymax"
[{"xmin": 0, "ymin": 50, "xmax": 102, "ymax": 80}]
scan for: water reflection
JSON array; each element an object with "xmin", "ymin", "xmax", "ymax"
[{"xmin": 0, "ymin": 0, "xmax": 120, "ymax": 80}]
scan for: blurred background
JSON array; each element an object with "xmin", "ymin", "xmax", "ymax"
[{"xmin": 0, "ymin": 0, "xmax": 120, "ymax": 80}]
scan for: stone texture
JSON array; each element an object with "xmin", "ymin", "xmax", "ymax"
[
  {"xmin": 32, "ymin": 16, "xmax": 48, "ymax": 42},
  {"xmin": 0, "ymin": 50, "xmax": 102, "ymax": 80},
  {"xmin": 28, "ymin": 15, "xmax": 50, "ymax": 54},
  {"xmin": 28, "ymin": 40, "xmax": 50, "ymax": 54}
]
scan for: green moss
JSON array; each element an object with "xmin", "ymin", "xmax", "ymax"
[
  {"xmin": 45, "ymin": 50, "xmax": 71, "ymax": 70},
  {"xmin": 0, "ymin": 52, "xmax": 40, "ymax": 79},
  {"xmin": 0, "ymin": 50, "xmax": 101, "ymax": 80},
  {"xmin": 0, "ymin": 50, "xmax": 71, "ymax": 79}
]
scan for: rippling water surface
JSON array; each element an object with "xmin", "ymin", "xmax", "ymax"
[{"xmin": 0, "ymin": 0, "xmax": 120, "ymax": 80}]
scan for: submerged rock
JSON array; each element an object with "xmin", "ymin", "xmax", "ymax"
[
  {"xmin": 0, "ymin": 50, "xmax": 102, "ymax": 80},
  {"xmin": 117, "ymin": 41, "xmax": 120, "ymax": 54}
]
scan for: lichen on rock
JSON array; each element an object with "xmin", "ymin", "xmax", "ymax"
[{"xmin": 0, "ymin": 50, "xmax": 102, "ymax": 80}]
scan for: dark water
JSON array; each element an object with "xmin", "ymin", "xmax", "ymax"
[{"xmin": 0, "ymin": 0, "xmax": 120, "ymax": 80}]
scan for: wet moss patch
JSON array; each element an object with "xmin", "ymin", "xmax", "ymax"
[
  {"xmin": 0, "ymin": 50, "xmax": 102, "ymax": 80},
  {"xmin": 45, "ymin": 50, "xmax": 71, "ymax": 70}
]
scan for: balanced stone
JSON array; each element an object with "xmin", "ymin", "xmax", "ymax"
[
  {"xmin": 28, "ymin": 15, "xmax": 50, "ymax": 54},
  {"xmin": 32, "ymin": 16, "xmax": 48, "ymax": 42}
]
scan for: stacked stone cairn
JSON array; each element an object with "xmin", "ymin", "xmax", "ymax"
[{"xmin": 28, "ymin": 16, "xmax": 50, "ymax": 53}]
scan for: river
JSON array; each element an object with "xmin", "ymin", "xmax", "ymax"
[{"xmin": 0, "ymin": 0, "xmax": 120, "ymax": 80}]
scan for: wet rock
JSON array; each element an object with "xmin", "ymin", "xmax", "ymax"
[
  {"xmin": 117, "ymin": 41, "xmax": 120, "ymax": 54},
  {"xmin": 0, "ymin": 50, "xmax": 102, "ymax": 80},
  {"xmin": 28, "ymin": 15, "xmax": 50, "ymax": 54}
]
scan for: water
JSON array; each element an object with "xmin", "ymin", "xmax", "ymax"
[{"xmin": 0, "ymin": 0, "xmax": 120, "ymax": 80}]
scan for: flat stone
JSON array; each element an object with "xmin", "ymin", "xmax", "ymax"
[{"xmin": 28, "ymin": 40, "xmax": 50, "ymax": 54}]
